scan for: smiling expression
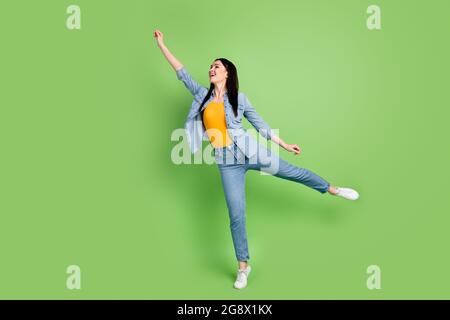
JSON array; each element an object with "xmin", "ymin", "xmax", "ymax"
[{"xmin": 209, "ymin": 60, "xmax": 228, "ymax": 84}]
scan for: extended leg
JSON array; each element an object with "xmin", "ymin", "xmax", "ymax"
[{"xmin": 247, "ymin": 145, "xmax": 330, "ymax": 194}]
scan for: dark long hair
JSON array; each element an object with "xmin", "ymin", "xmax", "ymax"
[{"xmin": 198, "ymin": 58, "xmax": 239, "ymax": 118}]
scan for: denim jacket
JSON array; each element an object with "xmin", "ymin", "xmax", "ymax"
[{"xmin": 176, "ymin": 66, "xmax": 273, "ymax": 158}]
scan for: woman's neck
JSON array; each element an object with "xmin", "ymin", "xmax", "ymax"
[{"xmin": 214, "ymin": 83, "xmax": 227, "ymax": 99}]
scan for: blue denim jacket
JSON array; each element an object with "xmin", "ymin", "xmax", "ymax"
[{"xmin": 176, "ymin": 66, "xmax": 273, "ymax": 158}]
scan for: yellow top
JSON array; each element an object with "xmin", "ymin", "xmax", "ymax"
[{"xmin": 202, "ymin": 101, "xmax": 233, "ymax": 148}]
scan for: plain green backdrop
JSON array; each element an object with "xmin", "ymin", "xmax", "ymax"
[{"xmin": 0, "ymin": 0, "xmax": 449, "ymax": 299}]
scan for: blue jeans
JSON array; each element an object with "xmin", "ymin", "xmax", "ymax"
[{"xmin": 215, "ymin": 143, "xmax": 330, "ymax": 262}]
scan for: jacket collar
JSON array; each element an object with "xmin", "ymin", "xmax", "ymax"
[{"xmin": 199, "ymin": 89, "xmax": 229, "ymax": 114}]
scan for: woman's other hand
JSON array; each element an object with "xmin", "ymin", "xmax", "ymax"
[{"xmin": 284, "ymin": 143, "xmax": 301, "ymax": 155}]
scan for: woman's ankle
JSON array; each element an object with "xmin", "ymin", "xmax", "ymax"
[{"xmin": 328, "ymin": 185, "xmax": 339, "ymax": 195}]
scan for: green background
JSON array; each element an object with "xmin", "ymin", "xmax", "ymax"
[{"xmin": 1, "ymin": 0, "xmax": 449, "ymax": 299}]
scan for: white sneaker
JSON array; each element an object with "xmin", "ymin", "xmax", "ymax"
[
  {"xmin": 233, "ymin": 266, "xmax": 251, "ymax": 289},
  {"xmin": 336, "ymin": 187, "xmax": 359, "ymax": 200}
]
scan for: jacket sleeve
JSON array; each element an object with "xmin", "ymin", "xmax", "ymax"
[
  {"xmin": 176, "ymin": 66, "xmax": 206, "ymax": 97},
  {"xmin": 242, "ymin": 93, "xmax": 273, "ymax": 140}
]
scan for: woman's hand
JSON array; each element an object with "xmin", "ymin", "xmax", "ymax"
[
  {"xmin": 269, "ymin": 133, "xmax": 302, "ymax": 156},
  {"xmin": 153, "ymin": 29, "xmax": 183, "ymax": 71},
  {"xmin": 153, "ymin": 29, "xmax": 164, "ymax": 47},
  {"xmin": 284, "ymin": 143, "xmax": 301, "ymax": 155}
]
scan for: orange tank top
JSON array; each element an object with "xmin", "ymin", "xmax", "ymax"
[{"xmin": 202, "ymin": 101, "xmax": 233, "ymax": 148}]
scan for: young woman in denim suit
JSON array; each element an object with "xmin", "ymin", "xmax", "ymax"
[{"xmin": 154, "ymin": 30, "xmax": 359, "ymax": 289}]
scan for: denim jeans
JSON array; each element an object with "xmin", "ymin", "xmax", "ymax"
[{"xmin": 215, "ymin": 142, "xmax": 330, "ymax": 262}]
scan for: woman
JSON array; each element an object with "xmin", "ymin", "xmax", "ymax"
[{"xmin": 153, "ymin": 29, "xmax": 359, "ymax": 289}]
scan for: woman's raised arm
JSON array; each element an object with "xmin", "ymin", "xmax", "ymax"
[
  {"xmin": 153, "ymin": 29, "xmax": 205, "ymax": 96},
  {"xmin": 153, "ymin": 29, "xmax": 183, "ymax": 71}
]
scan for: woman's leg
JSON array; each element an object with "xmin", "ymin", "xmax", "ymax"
[
  {"xmin": 217, "ymin": 162, "xmax": 250, "ymax": 264},
  {"xmin": 247, "ymin": 144, "xmax": 331, "ymax": 194}
]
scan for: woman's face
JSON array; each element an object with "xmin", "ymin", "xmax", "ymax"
[{"xmin": 209, "ymin": 60, "xmax": 228, "ymax": 84}]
